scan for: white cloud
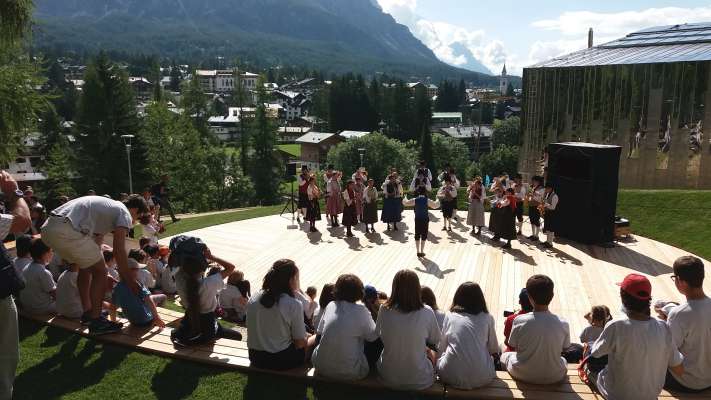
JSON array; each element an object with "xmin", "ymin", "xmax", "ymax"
[{"xmin": 532, "ymin": 7, "xmax": 711, "ymax": 38}]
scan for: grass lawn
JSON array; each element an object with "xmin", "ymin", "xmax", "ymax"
[
  {"xmin": 14, "ymin": 189, "xmax": 711, "ymax": 399},
  {"xmin": 16, "ymin": 319, "xmax": 433, "ymax": 400},
  {"xmin": 616, "ymin": 189, "xmax": 711, "ymax": 260},
  {"xmin": 277, "ymin": 144, "xmax": 301, "ymax": 158}
]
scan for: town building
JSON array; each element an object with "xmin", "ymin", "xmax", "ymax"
[
  {"xmin": 439, "ymin": 125, "xmax": 493, "ymax": 161},
  {"xmin": 128, "ymin": 77, "xmax": 153, "ymax": 100},
  {"xmin": 208, "ymin": 105, "xmax": 282, "ymax": 142},
  {"xmin": 499, "ymin": 64, "xmax": 508, "ymax": 94},
  {"xmin": 407, "ymin": 82, "xmax": 438, "ymax": 98},
  {"xmin": 431, "ymin": 112, "xmax": 463, "ymax": 130},
  {"xmin": 277, "ymin": 126, "xmax": 311, "ymax": 143},
  {"xmin": 195, "ymin": 69, "xmax": 259, "ymax": 94},
  {"xmin": 3, "ymin": 133, "xmax": 47, "ymax": 186},
  {"xmin": 521, "ymin": 22, "xmax": 711, "ymax": 189},
  {"xmin": 295, "ymin": 132, "xmax": 344, "ymax": 170},
  {"xmin": 272, "ymin": 91, "xmax": 311, "ymax": 121}
]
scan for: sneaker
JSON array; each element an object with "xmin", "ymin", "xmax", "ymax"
[
  {"xmin": 502, "ymin": 242, "xmax": 512, "ymax": 249},
  {"xmin": 441, "ymin": 226, "xmax": 447, "ymax": 231},
  {"xmin": 448, "ymin": 227, "xmax": 453, "ymax": 232},
  {"xmin": 492, "ymin": 235, "xmax": 500, "ymax": 241},
  {"xmin": 81, "ymin": 310, "xmax": 109, "ymax": 325},
  {"xmin": 528, "ymin": 235, "xmax": 539, "ymax": 242},
  {"xmin": 89, "ymin": 317, "xmax": 124, "ymax": 336},
  {"xmin": 542, "ymin": 242, "xmax": 553, "ymax": 249}
]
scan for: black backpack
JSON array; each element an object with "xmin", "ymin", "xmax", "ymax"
[{"xmin": 168, "ymin": 235, "xmax": 208, "ymax": 269}]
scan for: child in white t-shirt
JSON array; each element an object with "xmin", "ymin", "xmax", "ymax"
[
  {"xmin": 56, "ymin": 264, "xmax": 83, "ymax": 319},
  {"xmin": 501, "ymin": 274, "xmax": 570, "ymax": 384},
  {"xmin": 220, "ymin": 271, "xmax": 250, "ymax": 323},
  {"xmin": 12, "ymin": 234, "xmax": 32, "ymax": 276},
  {"xmin": 19, "ymin": 239, "xmax": 57, "ymax": 315},
  {"xmin": 128, "ymin": 249, "xmax": 156, "ymax": 289},
  {"xmin": 143, "ymin": 245, "xmax": 164, "ymax": 286},
  {"xmin": 587, "ymin": 273, "xmax": 683, "ymax": 400},
  {"xmin": 376, "ymin": 269, "xmax": 441, "ymax": 390}
]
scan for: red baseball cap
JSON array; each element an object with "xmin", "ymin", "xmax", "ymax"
[{"xmin": 618, "ymin": 273, "xmax": 652, "ymax": 301}]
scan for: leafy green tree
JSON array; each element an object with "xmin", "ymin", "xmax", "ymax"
[
  {"xmin": 0, "ymin": 0, "xmax": 47, "ymax": 165},
  {"xmin": 492, "ymin": 116, "xmax": 521, "ymax": 148},
  {"xmin": 40, "ymin": 138, "xmax": 76, "ymax": 204},
  {"xmin": 431, "ymin": 133, "xmax": 470, "ymax": 181},
  {"xmin": 476, "ymin": 144, "xmax": 520, "ymax": 178},
  {"xmin": 249, "ymin": 78, "xmax": 282, "ymax": 205},
  {"xmin": 420, "ymin": 125, "xmax": 434, "ymax": 173},
  {"xmin": 327, "ymin": 132, "xmax": 417, "ymax": 186},
  {"xmin": 0, "ymin": 0, "xmax": 33, "ymax": 45}
]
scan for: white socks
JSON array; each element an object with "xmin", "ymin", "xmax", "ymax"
[{"xmin": 546, "ymin": 231, "xmax": 555, "ymax": 243}]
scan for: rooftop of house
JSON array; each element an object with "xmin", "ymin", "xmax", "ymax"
[
  {"xmin": 439, "ymin": 125, "xmax": 493, "ymax": 139},
  {"xmin": 529, "ymin": 22, "xmax": 711, "ymax": 68},
  {"xmin": 339, "ymin": 130, "xmax": 370, "ymax": 139},
  {"xmin": 432, "ymin": 112, "xmax": 463, "ymax": 120},
  {"xmin": 295, "ymin": 131, "xmax": 338, "ymax": 144}
]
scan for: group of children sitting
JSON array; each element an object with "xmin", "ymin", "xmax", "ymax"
[
  {"xmin": 12, "ymin": 234, "xmax": 252, "ymax": 337},
  {"xmin": 13, "ymin": 229, "xmax": 710, "ymax": 399}
]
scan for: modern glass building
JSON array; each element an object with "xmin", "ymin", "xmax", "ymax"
[{"xmin": 520, "ymin": 23, "xmax": 711, "ymax": 189}]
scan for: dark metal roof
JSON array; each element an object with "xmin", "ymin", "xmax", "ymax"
[{"xmin": 528, "ymin": 22, "xmax": 711, "ymax": 68}]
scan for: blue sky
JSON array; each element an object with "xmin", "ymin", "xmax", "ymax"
[{"xmin": 376, "ymin": 0, "xmax": 711, "ymax": 75}]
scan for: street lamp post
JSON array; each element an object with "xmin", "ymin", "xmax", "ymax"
[
  {"xmin": 120, "ymin": 135, "xmax": 135, "ymax": 194},
  {"xmin": 358, "ymin": 148, "xmax": 366, "ymax": 168}
]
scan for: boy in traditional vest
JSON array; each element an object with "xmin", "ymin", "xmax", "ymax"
[{"xmin": 402, "ymin": 187, "xmax": 440, "ymax": 258}]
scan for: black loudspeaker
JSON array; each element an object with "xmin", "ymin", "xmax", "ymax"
[
  {"xmin": 547, "ymin": 142, "xmax": 621, "ymax": 244},
  {"xmin": 285, "ymin": 162, "xmax": 297, "ymax": 179}
]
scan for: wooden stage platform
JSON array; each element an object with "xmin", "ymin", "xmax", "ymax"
[{"xmin": 162, "ymin": 211, "xmax": 711, "ymax": 342}]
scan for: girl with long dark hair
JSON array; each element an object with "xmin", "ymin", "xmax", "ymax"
[
  {"xmin": 247, "ymin": 259, "xmax": 311, "ymax": 370},
  {"xmin": 171, "ymin": 249, "xmax": 242, "ymax": 346}
]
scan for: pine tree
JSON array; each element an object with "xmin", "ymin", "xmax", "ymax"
[
  {"xmin": 506, "ymin": 82, "xmax": 515, "ymax": 97},
  {"xmin": 420, "ymin": 124, "xmax": 434, "ymax": 173},
  {"xmin": 181, "ymin": 71, "xmax": 211, "ymax": 141},
  {"xmin": 249, "ymin": 77, "xmax": 282, "ymax": 205},
  {"xmin": 41, "ymin": 138, "xmax": 76, "ymax": 202},
  {"xmin": 169, "ymin": 63, "xmax": 181, "ymax": 92},
  {"xmin": 75, "ymin": 52, "xmax": 144, "ymax": 194},
  {"xmin": 38, "ymin": 106, "xmax": 63, "ymax": 155},
  {"xmin": 233, "ymin": 68, "xmax": 250, "ymax": 173}
]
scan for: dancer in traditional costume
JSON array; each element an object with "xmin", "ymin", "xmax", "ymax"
[
  {"xmin": 512, "ymin": 174, "xmax": 528, "ymax": 235},
  {"xmin": 403, "ymin": 187, "xmax": 440, "ymax": 258},
  {"xmin": 493, "ymin": 188, "xmax": 517, "ymax": 249},
  {"xmin": 306, "ymin": 175, "xmax": 322, "ymax": 232},
  {"xmin": 541, "ymin": 183, "xmax": 559, "ymax": 249},
  {"xmin": 325, "ymin": 166, "xmax": 343, "ymax": 227},
  {"xmin": 527, "ymin": 175, "xmax": 545, "ymax": 242},
  {"xmin": 296, "ymin": 165, "xmax": 310, "ymax": 223},
  {"xmin": 410, "ymin": 162, "xmax": 433, "ymax": 193},
  {"xmin": 362, "ymin": 178, "xmax": 379, "ymax": 233},
  {"xmin": 381, "ymin": 173, "xmax": 403, "ymax": 231},
  {"xmin": 353, "ymin": 175, "xmax": 365, "ymax": 223},
  {"xmin": 489, "ymin": 187, "xmax": 504, "ymax": 240},
  {"xmin": 437, "ymin": 176, "xmax": 457, "ymax": 231},
  {"xmin": 438, "ymin": 165, "xmax": 461, "ymax": 220},
  {"xmin": 466, "ymin": 178, "xmax": 485, "ymax": 235},
  {"xmin": 341, "ymin": 180, "xmax": 358, "ymax": 237}
]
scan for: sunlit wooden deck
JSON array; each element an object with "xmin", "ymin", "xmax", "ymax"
[{"xmin": 162, "ymin": 210, "xmax": 711, "ymax": 342}]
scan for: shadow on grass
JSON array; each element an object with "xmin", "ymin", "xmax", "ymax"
[
  {"xmin": 243, "ymin": 372, "xmax": 307, "ymax": 400},
  {"xmin": 15, "ymin": 327, "xmax": 128, "ymax": 399},
  {"xmin": 151, "ymin": 358, "xmax": 229, "ymax": 400}
]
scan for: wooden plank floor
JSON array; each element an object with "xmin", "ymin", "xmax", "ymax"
[
  {"xmin": 163, "ymin": 211, "xmax": 711, "ymax": 344},
  {"xmin": 21, "ymin": 308, "xmax": 707, "ymax": 400}
]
